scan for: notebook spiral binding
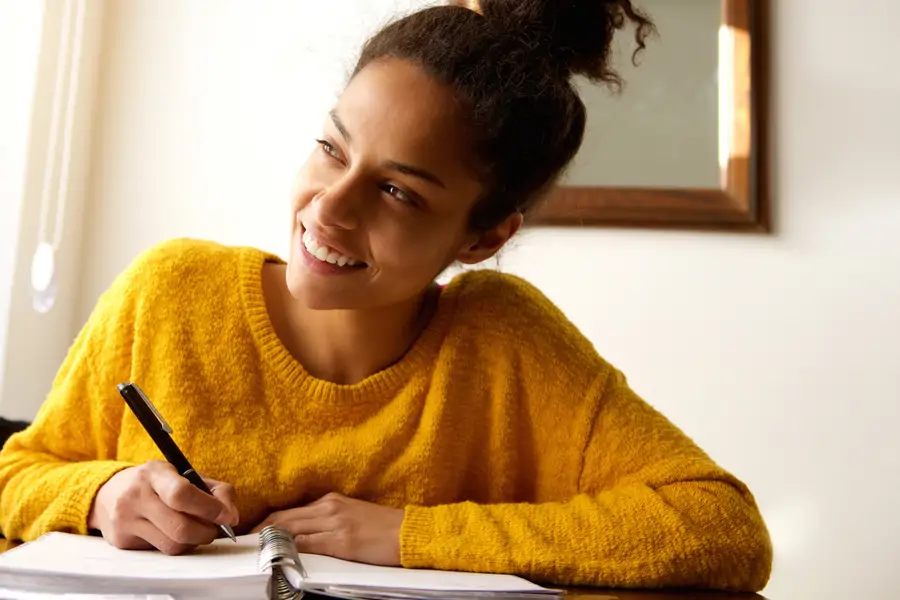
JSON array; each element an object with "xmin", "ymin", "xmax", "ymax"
[{"xmin": 258, "ymin": 525, "xmax": 306, "ymax": 600}]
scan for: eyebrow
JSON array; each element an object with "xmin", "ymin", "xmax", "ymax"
[
  {"xmin": 329, "ymin": 110, "xmax": 351, "ymax": 143},
  {"xmin": 329, "ymin": 110, "xmax": 447, "ymax": 190},
  {"xmin": 384, "ymin": 160, "xmax": 446, "ymax": 189}
]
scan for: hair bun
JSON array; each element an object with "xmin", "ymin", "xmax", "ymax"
[{"xmin": 478, "ymin": 0, "xmax": 655, "ymax": 84}]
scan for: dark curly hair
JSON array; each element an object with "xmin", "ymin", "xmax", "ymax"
[{"xmin": 352, "ymin": 0, "xmax": 656, "ymax": 230}]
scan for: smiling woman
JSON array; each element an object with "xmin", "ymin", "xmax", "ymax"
[
  {"xmin": 284, "ymin": 59, "xmax": 488, "ymax": 317},
  {"xmin": 0, "ymin": 0, "xmax": 772, "ymax": 593}
]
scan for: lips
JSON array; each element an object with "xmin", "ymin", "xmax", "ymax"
[{"xmin": 301, "ymin": 227, "xmax": 366, "ymax": 268}]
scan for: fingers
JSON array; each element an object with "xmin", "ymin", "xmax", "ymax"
[
  {"xmin": 252, "ymin": 494, "xmax": 347, "ymax": 558},
  {"xmin": 249, "ymin": 516, "xmax": 275, "ymax": 534},
  {"xmin": 251, "ymin": 509, "xmax": 294, "ymax": 534},
  {"xmin": 293, "ymin": 531, "xmax": 341, "ymax": 557},
  {"xmin": 279, "ymin": 516, "xmax": 334, "ymax": 538},
  {"xmin": 252, "ymin": 494, "xmax": 348, "ymax": 534},
  {"xmin": 142, "ymin": 490, "xmax": 219, "ymax": 549},
  {"xmin": 131, "ymin": 518, "xmax": 198, "ymax": 556},
  {"xmin": 101, "ymin": 522, "xmax": 155, "ymax": 552},
  {"xmin": 246, "ymin": 494, "xmax": 403, "ymax": 565},
  {"xmin": 95, "ymin": 462, "xmax": 241, "ymax": 555},
  {"xmin": 251, "ymin": 502, "xmax": 333, "ymax": 534},
  {"xmin": 149, "ymin": 464, "xmax": 234, "ymax": 526},
  {"xmin": 204, "ymin": 477, "xmax": 240, "ymax": 526},
  {"xmin": 284, "ymin": 494, "xmax": 345, "ymax": 521},
  {"xmin": 104, "ymin": 515, "xmax": 198, "ymax": 556}
]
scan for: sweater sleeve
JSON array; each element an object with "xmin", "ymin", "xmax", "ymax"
[
  {"xmin": 400, "ymin": 369, "xmax": 773, "ymax": 592},
  {"xmin": 0, "ymin": 254, "xmax": 152, "ymax": 541}
]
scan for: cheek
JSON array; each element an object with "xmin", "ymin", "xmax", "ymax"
[
  {"xmin": 290, "ymin": 156, "xmax": 322, "ymax": 209},
  {"xmin": 373, "ymin": 217, "xmax": 464, "ymax": 276}
]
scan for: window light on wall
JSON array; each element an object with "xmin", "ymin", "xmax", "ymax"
[{"xmin": 31, "ymin": 0, "xmax": 86, "ymax": 313}]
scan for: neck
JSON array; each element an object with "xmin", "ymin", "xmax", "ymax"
[{"xmin": 263, "ymin": 265, "xmax": 436, "ymax": 385}]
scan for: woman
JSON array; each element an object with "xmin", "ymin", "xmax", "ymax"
[{"xmin": 0, "ymin": 0, "xmax": 772, "ymax": 591}]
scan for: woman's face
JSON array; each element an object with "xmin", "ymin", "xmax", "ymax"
[{"xmin": 286, "ymin": 58, "xmax": 516, "ymax": 310}]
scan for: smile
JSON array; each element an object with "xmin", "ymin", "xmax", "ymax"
[{"xmin": 301, "ymin": 229, "xmax": 365, "ymax": 268}]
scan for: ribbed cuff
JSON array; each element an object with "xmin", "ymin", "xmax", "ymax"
[
  {"xmin": 399, "ymin": 505, "xmax": 437, "ymax": 568},
  {"xmin": 55, "ymin": 461, "xmax": 134, "ymax": 535}
]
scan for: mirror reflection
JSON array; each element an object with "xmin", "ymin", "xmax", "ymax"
[{"xmin": 561, "ymin": 0, "xmax": 724, "ymax": 189}]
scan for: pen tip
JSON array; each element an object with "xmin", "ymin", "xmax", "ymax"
[{"xmin": 222, "ymin": 524, "xmax": 237, "ymax": 542}]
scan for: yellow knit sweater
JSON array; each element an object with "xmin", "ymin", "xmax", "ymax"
[{"xmin": 0, "ymin": 239, "xmax": 771, "ymax": 591}]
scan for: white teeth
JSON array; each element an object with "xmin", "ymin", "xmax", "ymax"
[
  {"xmin": 302, "ymin": 229, "xmax": 359, "ymax": 268},
  {"xmin": 302, "ymin": 234, "xmax": 320, "ymax": 254}
]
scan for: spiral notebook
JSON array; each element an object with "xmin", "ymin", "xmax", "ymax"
[{"xmin": 0, "ymin": 527, "xmax": 561, "ymax": 600}]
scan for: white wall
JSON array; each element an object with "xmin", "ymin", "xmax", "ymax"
[
  {"xmin": 0, "ymin": 1, "xmax": 45, "ymax": 409},
  {"xmin": 0, "ymin": 0, "xmax": 107, "ymax": 421},
  {"xmin": 565, "ymin": 0, "xmax": 721, "ymax": 188},
  {"xmin": 1, "ymin": 0, "xmax": 899, "ymax": 598},
  {"xmin": 76, "ymin": 0, "xmax": 423, "ymax": 317}
]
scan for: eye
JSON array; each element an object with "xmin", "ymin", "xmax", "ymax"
[
  {"xmin": 382, "ymin": 184, "xmax": 418, "ymax": 207},
  {"xmin": 315, "ymin": 139, "xmax": 342, "ymax": 162}
]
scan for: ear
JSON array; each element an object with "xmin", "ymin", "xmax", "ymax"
[{"xmin": 455, "ymin": 212, "xmax": 523, "ymax": 265}]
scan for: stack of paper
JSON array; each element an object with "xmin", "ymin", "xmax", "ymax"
[{"xmin": 0, "ymin": 533, "xmax": 561, "ymax": 600}]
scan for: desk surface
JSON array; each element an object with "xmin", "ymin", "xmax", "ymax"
[
  {"xmin": 562, "ymin": 591, "xmax": 765, "ymax": 599},
  {"xmin": 1, "ymin": 538, "xmax": 765, "ymax": 599}
]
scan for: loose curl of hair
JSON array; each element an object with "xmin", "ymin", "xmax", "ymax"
[{"xmin": 352, "ymin": 0, "xmax": 656, "ymax": 230}]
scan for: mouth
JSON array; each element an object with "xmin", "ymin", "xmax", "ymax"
[{"xmin": 300, "ymin": 227, "xmax": 367, "ymax": 269}]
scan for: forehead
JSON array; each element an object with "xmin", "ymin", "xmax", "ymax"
[{"xmin": 336, "ymin": 58, "xmax": 471, "ymax": 166}]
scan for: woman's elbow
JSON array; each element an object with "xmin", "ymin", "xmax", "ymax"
[
  {"xmin": 717, "ymin": 516, "xmax": 773, "ymax": 592},
  {"xmin": 699, "ymin": 484, "xmax": 773, "ymax": 592},
  {"xmin": 663, "ymin": 479, "xmax": 773, "ymax": 592}
]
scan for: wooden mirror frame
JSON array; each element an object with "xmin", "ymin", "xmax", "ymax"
[{"xmin": 448, "ymin": 0, "xmax": 770, "ymax": 232}]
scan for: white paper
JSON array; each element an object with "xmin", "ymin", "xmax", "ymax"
[
  {"xmin": 0, "ymin": 590, "xmax": 174, "ymax": 600},
  {"xmin": 296, "ymin": 553, "xmax": 554, "ymax": 593},
  {"xmin": 0, "ymin": 533, "xmax": 260, "ymax": 581},
  {"xmin": 0, "ymin": 532, "xmax": 558, "ymax": 599}
]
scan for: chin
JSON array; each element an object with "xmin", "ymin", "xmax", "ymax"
[{"xmin": 283, "ymin": 261, "xmax": 363, "ymax": 311}]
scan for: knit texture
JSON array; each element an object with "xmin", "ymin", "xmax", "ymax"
[{"xmin": 0, "ymin": 239, "xmax": 772, "ymax": 591}]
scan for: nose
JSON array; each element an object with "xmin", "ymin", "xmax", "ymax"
[{"xmin": 313, "ymin": 172, "xmax": 364, "ymax": 231}]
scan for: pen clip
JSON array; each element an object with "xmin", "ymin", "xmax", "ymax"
[{"xmin": 133, "ymin": 384, "xmax": 173, "ymax": 434}]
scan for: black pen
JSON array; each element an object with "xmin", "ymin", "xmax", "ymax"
[{"xmin": 117, "ymin": 382, "xmax": 237, "ymax": 542}]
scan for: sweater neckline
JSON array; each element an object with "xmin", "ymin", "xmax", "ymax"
[{"xmin": 238, "ymin": 247, "xmax": 459, "ymax": 401}]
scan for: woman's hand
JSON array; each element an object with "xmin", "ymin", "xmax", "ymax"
[
  {"xmin": 88, "ymin": 460, "xmax": 240, "ymax": 555},
  {"xmin": 252, "ymin": 493, "xmax": 404, "ymax": 566}
]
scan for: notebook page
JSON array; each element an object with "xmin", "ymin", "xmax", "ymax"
[
  {"xmin": 0, "ymin": 533, "xmax": 261, "ymax": 581},
  {"xmin": 295, "ymin": 553, "xmax": 555, "ymax": 593},
  {"xmin": 0, "ymin": 590, "xmax": 175, "ymax": 600}
]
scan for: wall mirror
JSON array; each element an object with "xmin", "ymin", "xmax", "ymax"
[{"xmin": 448, "ymin": 0, "xmax": 770, "ymax": 232}]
